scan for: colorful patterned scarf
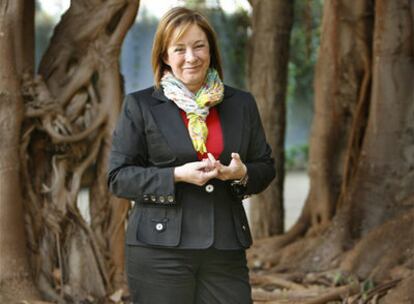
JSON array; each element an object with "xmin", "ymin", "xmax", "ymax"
[{"xmin": 161, "ymin": 68, "xmax": 224, "ymax": 154}]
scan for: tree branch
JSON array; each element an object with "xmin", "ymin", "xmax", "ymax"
[
  {"xmin": 250, "ymin": 273, "xmax": 306, "ymax": 290},
  {"xmin": 110, "ymin": 0, "xmax": 140, "ymax": 46},
  {"xmin": 302, "ymin": 283, "xmax": 360, "ymax": 304},
  {"xmin": 42, "ymin": 107, "xmax": 107, "ymax": 143},
  {"xmin": 69, "ymin": 132, "xmax": 104, "ymax": 201}
]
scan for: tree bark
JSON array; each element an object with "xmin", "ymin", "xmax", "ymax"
[
  {"xmin": 250, "ymin": 2, "xmax": 414, "ymax": 297},
  {"xmin": 248, "ymin": 0, "xmax": 294, "ymax": 238},
  {"xmin": 19, "ymin": 0, "xmax": 140, "ymax": 301},
  {"xmin": 248, "ymin": 0, "xmax": 375, "ymax": 259},
  {"xmin": 336, "ymin": 0, "xmax": 414, "ymax": 278},
  {"xmin": 13, "ymin": 0, "xmax": 35, "ymax": 74},
  {"xmin": 0, "ymin": 0, "xmax": 39, "ymax": 301},
  {"xmin": 305, "ymin": 0, "xmax": 374, "ymax": 234},
  {"xmin": 295, "ymin": 0, "xmax": 414, "ymax": 275}
]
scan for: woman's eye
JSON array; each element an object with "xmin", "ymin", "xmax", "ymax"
[
  {"xmin": 174, "ymin": 48, "xmax": 185, "ymax": 53},
  {"xmin": 195, "ymin": 44, "xmax": 204, "ymax": 49}
]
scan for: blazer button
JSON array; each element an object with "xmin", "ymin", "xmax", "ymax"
[
  {"xmin": 242, "ymin": 225, "xmax": 246, "ymax": 231},
  {"xmin": 143, "ymin": 194, "xmax": 150, "ymax": 202},
  {"xmin": 155, "ymin": 223, "xmax": 164, "ymax": 231},
  {"xmin": 205, "ymin": 184, "xmax": 214, "ymax": 193},
  {"xmin": 150, "ymin": 195, "xmax": 157, "ymax": 203},
  {"xmin": 159, "ymin": 196, "xmax": 165, "ymax": 203},
  {"xmin": 167, "ymin": 195, "xmax": 174, "ymax": 203}
]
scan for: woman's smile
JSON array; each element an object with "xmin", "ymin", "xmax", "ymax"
[{"xmin": 184, "ymin": 66, "xmax": 201, "ymax": 70}]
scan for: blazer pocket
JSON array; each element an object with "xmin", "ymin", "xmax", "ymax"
[{"xmin": 136, "ymin": 204, "xmax": 182, "ymax": 247}]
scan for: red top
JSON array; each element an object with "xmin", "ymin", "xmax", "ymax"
[{"xmin": 180, "ymin": 107, "xmax": 223, "ymax": 160}]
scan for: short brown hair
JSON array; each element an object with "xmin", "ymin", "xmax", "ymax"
[{"xmin": 151, "ymin": 7, "xmax": 223, "ymax": 88}]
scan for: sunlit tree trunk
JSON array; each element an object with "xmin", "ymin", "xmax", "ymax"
[
  {"xmin": 250, "ymin": 0, "xmax": 414, "ymax": 301},
  {"xmin": 248, "ymin": 0, "xmax": 294, "ymax": 238},
  {"xmin": 301, "ymin": 0, "xmax": 374, "ymax": 235},
  {"xmin": 0, "ymin": 0, "xmax": 39, "ymax": 302},
  {"xmin": 19, "ymin": 0, "xmax": 140, "ymax": 302}
]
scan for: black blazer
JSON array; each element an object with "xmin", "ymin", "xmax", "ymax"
[{"xmin": 107, "ymin": 85, "xmax": 275, "ymax": 249}]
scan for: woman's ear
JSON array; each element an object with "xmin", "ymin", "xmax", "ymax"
[{"xmin": 162, "ymin": 53, "xmax": 170, "ymax": 66}]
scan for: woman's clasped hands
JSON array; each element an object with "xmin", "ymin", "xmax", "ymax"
[{"xmin": 174, "ymin": 153, "xmax": 247, "ymax": 186}]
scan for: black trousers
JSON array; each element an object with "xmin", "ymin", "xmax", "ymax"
[{"xmin": 125, "ymin": 245, "xmax": 252, "ymax": 304}]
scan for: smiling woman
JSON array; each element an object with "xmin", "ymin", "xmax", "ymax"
[{"xmin": 107, "ymin": 6, "xmax": 275, "ymax": 304}]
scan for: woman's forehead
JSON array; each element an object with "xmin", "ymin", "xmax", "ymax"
[{"xmin": 168, "ymin": 23, "xmax": 207, "ymax": 45}]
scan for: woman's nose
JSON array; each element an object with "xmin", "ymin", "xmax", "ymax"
[{"xmin": 185, "ymin": 48, "xmax": 197, "ymax": 62}]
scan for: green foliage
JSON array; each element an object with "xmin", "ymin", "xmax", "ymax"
[
  {"xmin": 285, "ymin": 0, "xmax": 323, "ymax": 167},
  {"xmin": 285, "ymin": 143, "xmax": 309, "ymax": 171},
  {"xmin": 184, "ymin": 0, "xmax": 207, "ymax": 10},
  {"xmin": 288, "ymin": 0, "xmax": 322, "ymax": 105},
  {"xmin": 333, "ymin": 271, "xmax": 346, "ymax": 286},
  {"xmin": 331, "ymin": 271, "xmax": 360, "ymax": 286},
  {"xmin": 207, "ymin": 8, "xmax": 250, "ymax": 89},
  {"xmin": 361, "ymin": 278, "xmax": 375, "ymax": 299}
]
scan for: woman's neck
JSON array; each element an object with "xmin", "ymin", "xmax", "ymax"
[{"xmin": 187, "ymin": 83, "xmax": 202, "ymax": 94}]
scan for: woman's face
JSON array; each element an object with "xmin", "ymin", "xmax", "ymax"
[{"xmin": 164, "ymin": 24, "xmax": 211, "ymax": 93}]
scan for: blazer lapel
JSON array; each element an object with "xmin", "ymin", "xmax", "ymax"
[
  {"xmin": 150, "ymin": 89, "xmax": 198, "ymax": 163},
  {"xmin": 217, "ymin": 86, "xmax": 243, "ymax": 165},
  {"xmin": 150, "ymin": 86, "xmax": 243, "ymax": 165}
]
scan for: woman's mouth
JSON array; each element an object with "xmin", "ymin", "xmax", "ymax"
[{"xmin": 184, "ymin": 66, "xmax": 201, "ymax": 71}]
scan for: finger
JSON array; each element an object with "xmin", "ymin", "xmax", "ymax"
[
  {"xmin": 201, "ymin": 168, "xmax": 218, "ymax": 180},
  {"xmin": 202, "ymin": 158, "xmax": 212, "ymax": 166},
  {"xmin": 207, "ymin": 153, "xmax": 216, "ymax": 163},
  {"xmin": 213, "ymin": 160, "xmax": 223, "ymax": 170},
  {"xmin": 231, "ymin": 152, "xmax": 241, "ymax": 160},
  {"xmin": 201, "ymin": 158, "xmax": 208, "ymax": 171},
  {"xmin": 207, "ymin": 154, "xmax": 222, "ymax": 169},
  {"xmin": 202, "ymin": 157, "xmax": 213, "ymax": 171},
  {"xmin": 194, "ymin": 161, "xmax": 212, "ymax": 171}
]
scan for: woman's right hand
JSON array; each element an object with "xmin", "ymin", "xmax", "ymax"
[{"xmin": 174, "ymin": 160, "xmax": 217, "ymax": 186}]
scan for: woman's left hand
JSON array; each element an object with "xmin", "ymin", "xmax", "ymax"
[{"xmin": 207, "ymin": 152, "xmax": 247, "ymax": 181}]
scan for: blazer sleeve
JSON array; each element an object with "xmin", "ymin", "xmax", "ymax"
[
  {"xmin": 107, "ymin": 94, "xmax": 176, "ymax": 202},
  {"xmin": 244, "ymin": 93, "xmax": 276, "ymax": 195}
]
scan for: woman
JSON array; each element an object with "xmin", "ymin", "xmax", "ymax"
[{"xmin": 108, "ymin": 7, "xmax": 275, "ymax": 304}]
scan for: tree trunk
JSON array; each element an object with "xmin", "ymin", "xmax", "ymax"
[
  {"xmin": 337, "ymin": 0, "xmax": 414, "ymax": 280},
  {"xmin": 249, "ymin": 0, "xmax": 374, "ymax": 257},
  {"xmin": 290, "ymin": 0, "xmax": 414, "ymax": 277},
  {"xmin": 248, "ymin": 0, "xmax": 294, "ymax": 238},
  {"xmin": 303, "ymin": 0, "xmax": 374, "ymax": 234},
  {"xmin": 19, "ymin": 0, "xmax": 140, "ymax": 302},
  {"xmin": 249, "ymin": 0, "xmax": 414, "ymax": 300},
  {"xmin": 0, "ymin": 0, "xmax": 40, "ymax": 302}
]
